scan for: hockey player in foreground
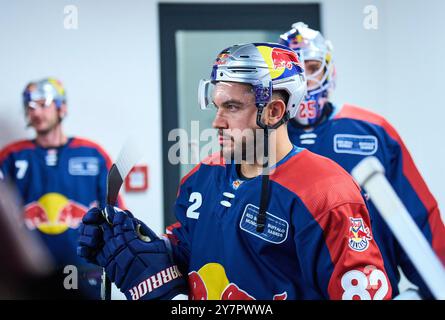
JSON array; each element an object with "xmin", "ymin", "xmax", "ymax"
[
  {"xmin": 78, "ymin": 43, "xmax": 392, "ymax": 300},
  {"xmin": 280, "ymin": 22, "xmax": 445, "ymax": 298}
]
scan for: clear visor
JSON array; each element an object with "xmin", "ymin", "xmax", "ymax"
[
  {"xmin": 198, "ymin": 79, "xmax": 213, "ymax": 110},
  {"xmin": 198, "ymin": 80, "xmax": 256, "ymax": 110},
  {"xmin": 27, "ymin": 100, "xmax": 53, "ymax": 109},
  {"xmin": 26, "ymin": 91, "xmax": 54, "ymax": 109}
]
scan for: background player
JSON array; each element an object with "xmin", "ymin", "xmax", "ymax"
[
  {"xmin": 0, "ymin": 78, "xmax": 122, "ymax": 299},
  {"xmin": 280, "ymin": 22, "xmax": 445, "ymax": 298},
  {"xmin": 78, "ymin": 43, "xmax": 392, "ymax": 300}
]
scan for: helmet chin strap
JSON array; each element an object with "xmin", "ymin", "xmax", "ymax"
[{"xmin": 255, "ymin": 104, "xmax": 288, "ymax": 233}]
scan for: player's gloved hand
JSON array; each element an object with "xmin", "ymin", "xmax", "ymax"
[
  {"xmin": 95, "ymin": 205, "xmax": 187, "ymax": 300},
  {"xmin": 77, "ymin": 207, "xmax": 107, "ymax": 265}
]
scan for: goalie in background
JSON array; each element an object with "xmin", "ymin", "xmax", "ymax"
[
  {"xmin": 0, "ymin": 78, "xmax": 123, "ymax": 299},
  {"xmin": 280, "ymin": 22, "xmax": 445, "ymax": 298}
]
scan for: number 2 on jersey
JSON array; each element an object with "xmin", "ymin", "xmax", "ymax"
[{"xmin": 186, "ymin": 192, "xmax": 202, "ymax": 219}]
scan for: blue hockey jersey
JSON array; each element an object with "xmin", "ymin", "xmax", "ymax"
[
  {"xmin": 166, "ymin": 147, "xmax": 392, "ymax": 300},
  {"xmin": 0, "ymin": 137, "xmax": 121, "ymax": 299},
  {"xmin": 287, "ymin": 103, "xmax": 445, "ymax": 298}
]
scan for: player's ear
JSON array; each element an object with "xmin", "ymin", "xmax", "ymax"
[
  {"xmin": 266, "ymin": 99, "xmax": 286, "ymax": 126},
  {"xmin": 58, "ymin": 103, "xmax": 67, "ymax": 119}
]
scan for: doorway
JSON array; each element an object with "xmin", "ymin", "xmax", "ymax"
[{"xmin": 159, "ymin": 3, "xmax": 321, "ymax": 226}]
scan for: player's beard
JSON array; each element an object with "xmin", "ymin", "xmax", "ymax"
[
  {"xmin": 30, "ymin": 115, "xmax": 62, "ymax": 136},
  {"xmin": 219, "ymin": 132, "xmax": 234, "ymax": 162},
  {"xmin": 221, "ymin": 129, "xmax": 265, "ymax": 165}
]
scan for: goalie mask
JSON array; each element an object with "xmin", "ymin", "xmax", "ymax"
[{"xmin": 280, "ymin": 22, "xmax": 336, "ymax": 126}]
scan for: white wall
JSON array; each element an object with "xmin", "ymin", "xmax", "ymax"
[
  {"xmin": 0, "ymin": 0, "xmax": 164, "ymax": 235},
  {"xmin": 320, "ymin": 0, "xmax": 445, "ymax": 215},
  {"xmin": 385, "ymin": 0, "xmax": 445, "ymax": 215}
]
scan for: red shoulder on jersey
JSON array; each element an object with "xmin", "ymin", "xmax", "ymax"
[
  {"xmin": 70, "ymin": 137, "xmax": 113, "ymax": 169},
  {"xmin": 70, "ymin": 137, "xmax": 127, "ymax": 208},
  {"xmin": 178, "ymin": 152, "xmax": 225, "ymax": 192},
  {"xmin": 0, "ymin": 139, "xmax": 35, "ymax": 163},
  {"xmin": 271, "ymin": 149, "xmax": 364, "ymax": 216},
  {"xmin": 335, "ymin": 104, "xmax": 390, "ymax": 130}
]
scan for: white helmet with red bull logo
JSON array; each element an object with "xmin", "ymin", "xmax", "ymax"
[
  {"xmin": 279, "ymin": 22, "xmax": 336, "ymax": 126},
  {"xmin": 198, "ymin": 42, "xmax": 307, "ymax": 128}
]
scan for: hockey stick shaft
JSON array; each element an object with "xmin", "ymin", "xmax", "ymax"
[
  {"xmin": 101, "ymin": 139, "xmax": 142, "ymax": 300},
  {"xmin": 101, "ymin": 165, "xmax": 121, "ymax": 300},
  {"xmin": 101, "ymin": 164, "xmax": 121, "ymax": 300},
  {"xmin": 352, "ymin": 156, "xmax": 445, "ymax": 299}
]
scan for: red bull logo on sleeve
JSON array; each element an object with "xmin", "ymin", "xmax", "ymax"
[
  {"xmin": 256, "ymin": 45, "xmax": 303, "ymax": 80},
  {"xmin": 188, "ymin": 262, "xmax": 287, "ymax": 300},
  {"xmin": 348, "ymin": 217, "xmax": 372, "ymax": 252},
  {"xmin": 24, "ymin": 193, "xmax": 88, "ymax": 235}
]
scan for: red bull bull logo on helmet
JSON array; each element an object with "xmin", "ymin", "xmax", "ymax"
[
  {"xmin": 256, "ymin": 45, "xmax": 303, "ymax": 81},
  {"xmin": 215, "ymin": 52, "xmax": 230, "ymax": 66},
  {"xmin": 24, "ymin": 193, "xmax": 88, "ymax": 235},
  {"xmin": 272, "ymin": 48, "xmax": 296, "ymax": 71},
  {"xmin": 348, "ymin": 217, "xmax": 372, "ymax": 252},
  {"xmin": 288, "ymin": 34, "xmax": 305, "ymax": 50},
  {"xmin": 188, "ymin": 262, "xmax": 287, "ymax": 300}
]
